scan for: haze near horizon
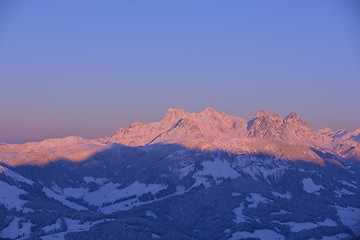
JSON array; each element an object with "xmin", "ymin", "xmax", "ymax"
[{"xmin": 0, "ymin": 0, "xmax": 359, "ymax": 143}]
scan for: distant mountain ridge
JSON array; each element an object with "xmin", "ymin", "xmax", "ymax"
[
  {"xmin": 1, "ymin": 107, "xmax": 359, "ymax": 166},
  {"xmin": 104, "ymin": 107, "xmax": 360, "ymax": 162}
]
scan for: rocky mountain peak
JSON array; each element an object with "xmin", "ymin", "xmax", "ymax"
[
  {"xmin": 253, "ymin": 110, "xmax": 282, "ymax": 121},
  {"xmin": 199, "ymin": 107, "xmax": 225, "ymax": 121},
  {"xmin": 285, "ymin": 112, "xmax": 299, "ymax": 120},
  {"xmin": 247, "ymin": 111, "xmax": 285, "ymax": 139},
  {"xmin": 285, "ymin": 112, "xmax": 310, "ymax": 129},
  {"xmin": 247, "ymin": 110, "xmax": 315, "ymax": 144},
  {"xmin": 166, "ymin": 107, "xmax": 186, "ymax": 115},
  {"xmin": 164, "ymin": 108, "xmax": 187, "ymax": 122},
  {"xmin": 129, "ymin": 121, "xmax": 144, "ymax": 128},
  {"xmin": 254, "ymin": 109, "xmax": 270, "ymax": 118},
  {"xmin": 201, "ymin": 106, "xmax": 217, "ymax": 114}
]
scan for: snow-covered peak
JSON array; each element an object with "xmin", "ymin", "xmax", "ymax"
[
  {"xmin": 199, "ymin": 107, "xmax": 227, "ymax": 121},
  {"xmin": 201, "ymin": 106, "xmax": 218, "ymax": 114},
  {"xmin": 130, "ymin": 121, "xmax": 143, "ymax": 127},
  {"xmin": 253, "ymin": 109, "xmax": 272, "ymax": 118},
  {"xmin": 247, "ymin": 110, "xmax": 314, "ymax": 143},
  {"xmin": 285, "ymin": 112, "xmax": 309, "ymax": 128},
  {"xmin": 285, "ymin": 112, "xmax": 299, "ymax": 120},
  {"xmin": 247, "ymin": 111, "xmax": 284, "ymax": 138},
  {"xmin": 161, "ymin": 108, "xmax": 188, "ymax": 125},
  {"xmin": 165, "ymin": 107, "xmax": 187, "ymax": 117}
]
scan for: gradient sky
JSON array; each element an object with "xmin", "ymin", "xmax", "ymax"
[{"xmin": 1, "ymin": 1, "xmax": 359, "ymax": 143}]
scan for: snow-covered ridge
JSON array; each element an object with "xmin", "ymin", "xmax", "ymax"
[
  {"xmin": 0, "ymin": 136, "xmax": 108, "ymax": 166},
  {"xmin": 106, "ymin": 107, "xmax": 359, "ymax": 162}
]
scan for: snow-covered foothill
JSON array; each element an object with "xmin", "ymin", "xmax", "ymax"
[
  {"xmin": 42, "ymin": 187, "xmax": 87, "ymax": 211},
  {"xmin": 0, "ymin": 166, "xmax": 34, "ymax": 185},
  {"xmin": 274, "ymin": 221, "xmax": 318, "ymax": 232},
  {"xmin": 146, "ymin": 210, "xmax": 157, "ymax": 219},
  {"xmin": 316, "ymin": 218, "xmax": 337, "ymax": 227},
  {"xmin": 192, "ymin": 158, "xmax": 239, "ymax": 188},
  {"xmin": 63, "ymin": 187, "xmax": 89, "ymax": 199},
  {"xmin": 232, "ymin": 203, "xmax": 248, "ymax": 223},
  {"xmin": 178, "ymin": 164, "xmax": 195, "ymax": 179},
  {"xmin": 83, "ymin": 181, "xmax": 167, "ymax": 207},
  {"xmin": 302, "ymin": 178, "xmax": 324, "ymax": 195},
  {"xmin": 229, "ymin": 229, "xmax": 285, "ymax": 240},
  {"xmin": 83, "ymin": 176, "xmax": 108, "ymax": 185},
  {"xmin": 0, "ymin": 180, "xmax": 27, "ymax": 211},
  {"xmin": 335, "ymin": 188, "xmax": 355, "ymax": 197},
  {"xmin": 335, "ymin": 205, "xmax": 360, "ymax": 235},
  {"xmin": 246, "ymin": 193, "xmax": 272, "ymax": 208},
  {"xmin": 317, "ymin": 233, "xmax": 351, "ymax": 240},
  {"xmin": 338, "ymin": 180, "xmax": 357, "ymax": 189},
  {"xmin": 271, "ymin": 191, "xmax": 292, "ymax": 199},
  {"xmin": 271, "ymin": 210, "xmax": 292, "ymax": 215},
  {"xmin": 42, "ymin": 218, "xmax": 62, "ymax": 233},
  {"xmin": 0, "ymin": 217, "xmax": 32, "ymax": 239},
  {"xmin": 40, "ymin": 218, "xmax": 112, "ymax": 240},
  {"xmin": 274, "ymin": 218, "xmax": 337, "ymax": 233}
]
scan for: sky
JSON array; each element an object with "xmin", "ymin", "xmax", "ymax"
[{"xmin": 0, "ymin": 1, "xmax": 359, "ymax": 143}]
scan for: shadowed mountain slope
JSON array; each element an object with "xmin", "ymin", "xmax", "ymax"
[{"xmin": 0, "ymin": 107, "xmax": 359, "ymax": 239}]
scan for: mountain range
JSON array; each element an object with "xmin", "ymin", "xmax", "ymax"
[{"xmin": 0, "ymin": 107, "xmax": 359, "ymax": 239}]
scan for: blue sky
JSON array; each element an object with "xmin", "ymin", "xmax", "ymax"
[{"xmin": 0, "ymin": 0, "xmax": 359, "ymax": 143}]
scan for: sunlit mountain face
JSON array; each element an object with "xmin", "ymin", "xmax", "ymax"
[{"xmin": 1, "ymin": 108, "xmax": 359, "ymax": 240}]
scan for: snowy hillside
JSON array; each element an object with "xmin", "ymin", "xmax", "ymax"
[{"xmin": 0, "ymin": 108, "xmax": 359, "ymax": 239}]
